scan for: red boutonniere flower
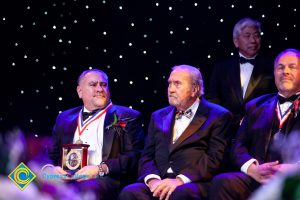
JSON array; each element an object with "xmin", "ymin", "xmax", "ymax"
[
  {"xmin": 293, "ymin": 99, "xmax": 300, "ymax": 118},
  {"xmin": 106, "ymin": 113, "xmax": 129, "ymax": 135}
]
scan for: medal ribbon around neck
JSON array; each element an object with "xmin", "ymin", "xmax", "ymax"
[
  {"xmin": 276, "ymin": 102, "xmax": 293, "ymax": 129},
  {"xmin": 77, "ymin": 102, "xmax": 113, "ymax": 138}
]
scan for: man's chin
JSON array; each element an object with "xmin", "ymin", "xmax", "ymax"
[
  {"xmin": 95, "ymin": 100, "xmax": 109, "ymax": 108},
  {"xmin": 168, "ymin": 100, "xmax": 179, "ymax": 107}
]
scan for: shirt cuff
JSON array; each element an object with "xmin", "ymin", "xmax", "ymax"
[
  {"xmin": 41, "ymin": 164, "xmax": 55, "ymax": 173},
  {"xmin": 105, "ymin": 166, "xmax": 109, "ymax": 175},
  {"xmin": 144, "ymin": 174, "xmax": 161, "ymax": 186},
  {"xmin": 241, "ymin": 158, "xmax": 259, "ymax": 174},
  {"xmin": 176, "ymin": 174, "xmax": 191, "ymax": 184}
]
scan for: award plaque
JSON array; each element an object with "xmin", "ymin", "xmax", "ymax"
[{"xmin": 62, "ymin": 143, "xmax": 90, "ymax": 175}]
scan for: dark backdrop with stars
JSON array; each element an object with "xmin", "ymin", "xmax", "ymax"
[{"xmin": 0, "ymin": 0, "xmax": 299, "ymax": 136}]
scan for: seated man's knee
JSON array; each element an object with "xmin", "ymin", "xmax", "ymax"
[
  {"xmin": 119, "ymin": 183, "xmax": 148, "ymax": 200},
  {"xmin": 211, "ymin": 173, "xmax": 237, "ymax": 190},
  {"xmin": 170, "ymin": 183, "xmax": 204, "ymax": 200}
]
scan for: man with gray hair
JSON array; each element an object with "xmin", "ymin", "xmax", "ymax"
[
  {"xmin": 207, "ymin": 17, "xmax": 276, "ymax": 134},
  {"xmin": 119, "ymin": 65, "xmax": 232, "ymax": 200}
]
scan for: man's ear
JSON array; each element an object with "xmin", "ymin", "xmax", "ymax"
[
  {"xmin": 77, "ymin": 85, "xmax": 82, "ymax": 99},
  {"xmin": 192, "ymin": 84, "xmax": 200, "ymax": 97},
  {"xmin": 233, "ymin": 38, "xmax": 239, "ymax": 48}
]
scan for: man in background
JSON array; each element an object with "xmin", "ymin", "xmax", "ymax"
[{"xmin": 207, "ymin": 17, "xmax": 276, "ymax": 132}]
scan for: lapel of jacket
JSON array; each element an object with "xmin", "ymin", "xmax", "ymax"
[
  {"xmin": 163, "ymin": 107, "xmax": 176, "ymax": 147},
  {"xmin": 244, "ymin": 59, "xmax": 264, "ymax": 101},
  {"xmin": 230, "ymin": 57, "xmax": 243, "ymax": 104},
  {"xmin": 262, "ymin": 97, "xmax": 277, "ymax": 159},
  {"xmin": 63, "ymin": 109, "xmax": 80, "ymax": 144},
  {"xmin": 285, "ymin": 100, "xmax": 300, "ymax": 134},
  {"xmin": 169, "ymin": 98, "xmax": 209, "ymax": 153},
  {"xmin": 102, "ymin": 105, "xmax": 117, "ymax": 160}
]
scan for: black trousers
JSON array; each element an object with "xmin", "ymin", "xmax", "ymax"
[
  {"xmin": 118, "ymin": 182, "xmax": 210, "ymax": 200},
  {"xmin": 208, "ymin": 172, "xmax": 260, "ymax": 200},
  {"xmin": 68, "ymin": 176, "xmax": 120, "ymax": 200}
]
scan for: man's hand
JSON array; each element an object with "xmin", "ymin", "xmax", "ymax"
[
  {"xmin": 42, "ymin": 166, "xmax": 71, "ymax": 181},
  {"xmin": 75, "ymin": 165, "xmax": 99, "ymax": 182},
  {"xmin": 149, "ymin": 178, "xmax": 184, "ymax": 200},
  {"xmin": 247, "ymin": 161, "xmax": 279, "ymax": 183},
  {"xmin": 272, "ymin": 163, "xmax": 298, "ymax": 173}
]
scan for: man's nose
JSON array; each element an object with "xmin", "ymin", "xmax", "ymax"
[
  {"xmin": 96, "ymin": 84, "xmax": 103, "ymax": 91},
  {"xmin": 283, "ymin": 67, "xmax": 290, "ymax": 74},
  {"xmin": 168, "ymin": 84, "xmax": 175, "ymax": 92},
  {"xmin": 249, "ymin": 35, "xmax": 256, "ymax": 42}
]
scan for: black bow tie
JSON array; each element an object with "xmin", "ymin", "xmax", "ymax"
[
  {"xmin": 278, "ymin": 94, "xmax": 300, "ymax": 104},
  {"xmin": 82, "ymin": 110, "xmax": 99, "ymax": 121},
  {"xmin": 239, "ymin": 56, "xmax": 255, "ymax": 65},
  {"xmin": 175, "ymin": 109, "xmax": 193, "ymax": 120}
]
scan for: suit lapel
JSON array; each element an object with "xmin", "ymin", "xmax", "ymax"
[
  {"xmin": 169, "ymin": 99, "xmax": 208, "ymax": 153},
  {"xmin": 285, "ymin": 102, "xmax": 300, "ymax": 134},
  {"xmin": 244, "ymin": 62, "xmax": 263, "ymax": 101},
  {"xmin": 63, "ymin": 110, "xmax": 80, "ymax": 144},
  {"xmin": 163, "ymin": 107, "xmax": 176, "ymax": 146},
  {"xmin": 102, "ymin": 105, "xmax": 116, "ymax": 160},
  {"xmin": 262, "ymin": 97, "xmax": 277, "ymax": 159},
  {"xmin": 230, "ymin": 58, "xmax": 243, "ymax": 103}
]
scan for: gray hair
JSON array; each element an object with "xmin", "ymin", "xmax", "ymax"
[
  {"xmin": 171, "ymin": 64, "xmax": 205, "ymax": 96},
  {"xmin": 233, "ymin": 17, "xmax": 261, "ymax": 39},
  {"xmin": 77, "ymin": 69, "xmax": 108, "ymax": 85},
  {"xmin": 274, "ymin": 48, "xmax": 300, "ymax": 67}
]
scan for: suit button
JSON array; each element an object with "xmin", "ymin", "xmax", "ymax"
[{"xmin": 169, "ymin": 161, "xmax": 173, "ymax": 164}]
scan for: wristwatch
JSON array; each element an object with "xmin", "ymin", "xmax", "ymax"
[{"xmin": 98, "ymin": 162, "xmax": 106, "ymax": 177}]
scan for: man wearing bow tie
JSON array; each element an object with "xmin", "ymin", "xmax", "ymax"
[
  {"xmin": 43, "ymin": 69, "xmax": 145, "ymax": 200},
  {"xmin": 119, "ymin": 65, "xmax": 232, "ymax": 200},
  {"xmin": 209, "ymin": 49, "xmax": 300, "ymax": 200},
  {"xmin": 206, "ymin": 17, "xmax": 276, "ymax": 135}
]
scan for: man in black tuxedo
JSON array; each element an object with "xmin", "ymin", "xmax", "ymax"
[
  {"xmin": 119, "ymin": 65, "xmax": 232, "ymax": 200},
  {"xmin": 209, "ymin": 49, "xmax": 300, "ymax": 200},
  {"xmin": 206, "ymin": 17, "xmax": 276, "ymax": 129},
  {"xmin": 42, "ymin": 69, "xmax": 145, "ymax": 200}
]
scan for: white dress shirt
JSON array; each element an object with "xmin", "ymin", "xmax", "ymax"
[
  {"xmin": 73, "ymin": 107, "xmax": 106, "ymax": 166},
  {"xmin": 239, "ymin": 53, "xmax": 255, "ymax": 98}
]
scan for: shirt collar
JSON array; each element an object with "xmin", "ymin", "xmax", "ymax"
[
  {"xmin": 186, "ymin": 98, "xmax": 200, "ymax": 116},
  {"xmin": 239, "ymin": 52, "xmax": 257, "ymax": 60},
  {"xmin": 278, "ymin": 92, "xmax": 300, "ymax": 98}
]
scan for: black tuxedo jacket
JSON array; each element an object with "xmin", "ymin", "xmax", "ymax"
[
  {"xmin": 232, "ymin": 94, "xmax": 300, "ymax": 168},
  {"xmin": 138, "ymin": 98, "xmax": 232, "ymax": 182},
  {"xmin": 48, "ymin": 104, "xmax": 145, "ymax": 183},
  {"xmin": 206, "ymin": 54, "xmax": 277, "ymax": 125}
]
